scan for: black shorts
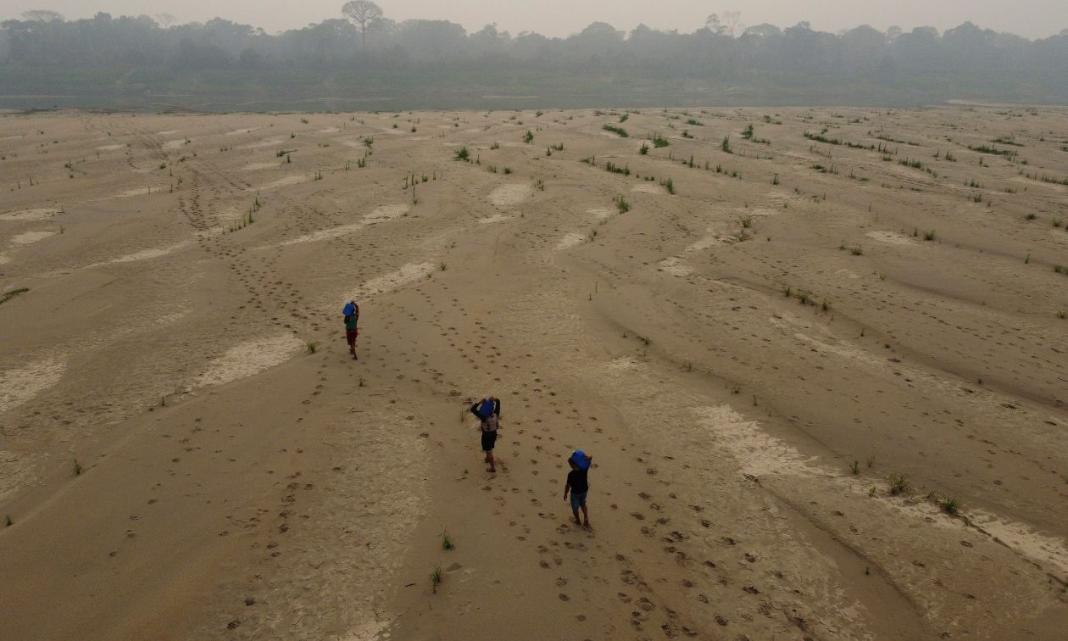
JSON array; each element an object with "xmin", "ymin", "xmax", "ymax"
[{"xmin": 481, "ymin": 430, "xmax": 497, "ymax": 452}]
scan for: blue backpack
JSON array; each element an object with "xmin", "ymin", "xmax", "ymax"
[{"xmin": 475, "ymin": 399, "xmax": 496, "ymax": 419}]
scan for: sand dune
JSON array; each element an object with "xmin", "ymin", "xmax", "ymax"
[{"xmin": 2, "ymin": 107, "xmax": 1067, "ymax": 641}]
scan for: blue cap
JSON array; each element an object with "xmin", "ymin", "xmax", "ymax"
[{"xmin": 570, "ymin": 450, "xmax": 591, "ymax": 471}]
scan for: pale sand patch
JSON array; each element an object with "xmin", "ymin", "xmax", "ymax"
[
  {"xmin": 556, "ymin": 232, "xmax": 586, "ymax": 250},
  {"xmin": 687, "ymin": 235, "xmax": 729, "ymax": 252},
  {"xmin": 96, "ymin": 144, "xmax": 124, "ymax": 151},
  {"xmin": 0, "ymin": 208, "xmax": 59, "ymax": 222},
  {"xmin": 192, "ymin": 334, "xmax": 304, "ymax": 389},
  {"xmin": 631, "ymin": 183, "xmax": 664, "ymax": 194},
  {"xmin": 257, "ymin": 175, "xmax": 304, "ymax": 191},
  {"xmin": 239, "ymin": 136, "xmax": 285, "ymax": 150},
  {"xmin": 108, "ymin": 241, "xmax": 192, "ymax": 264},
  {"xmin": 1050, "ymin": 229, "xmax": 1068, "ymax": 244},
  {"xmin": 11, "ymin": 230, "xmax": 56, "ymax": 245},
  {"xmin": 341, "ymin": 139, "xmax": 366, "ymax": 149},
  {"xmin": 280, "ymin": 223, "xmax": 364, "ymax": 246},
  {"xmin": 658, "ymin": 256, "xmax": 694, "ymax": 277},
  {"xmin": 362, "ymin": 204, "xmax": 410, "ymax": 224},
  {"xmin": 0, "ymin": 355, "xmax": 66, "ymax": 415},
  {"xmin": 0, "ymin": 253, "xmax": 10, "ymax": 265},
  {"xmin": 161, "ymin": 139, "xmax": 185, "ymax": 150},
  {"xmin": 380, "ymin": 127, "xmax": 405, "ymax": 135},
  {"xmin": 157, "ymin": 130, "xmax": 179, "ymax": 136},
  {"xmin": 694, "ymin": 405, "xmax": 822, "ymax": 477},
  {"xmin": 866, "ymin": 231, "xmax": 915, "ymax": 246},
  {"xmin": 968, "ymin": 510, "xmax": 1068, "ymax": 579},
  {"xmin": 104, "ymin": 186, "xmax": 159, "ymax": 200},
  {"xmin": 0, "ymin": 450, "xmax": 40, "ymax": 504},
  {"xmin": 319, "ymin": 127, "xmax": 340, "ymax": 134},
  {"xmin": 242, "ymin": 161, "xmax": 279, "ymax": 172},
  {"xmin": 479, "ymin": 214, "xmax": 512, "ymax": 224},
  {"xmin": 488, "ymin": 183, "xmax": 533, "ymax": 207},
  {"xmin": 588, "ymin": 208, "xmax": 613, "ymax": 220},
  {"xmin": 350, "ymin": 262, "xmax": 435, "ymax": 299},
  {"xmin": 225, "ymin": 127, "xmax": 258, "ymax": 136}
]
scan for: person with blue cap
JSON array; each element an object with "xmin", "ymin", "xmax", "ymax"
[
  {"xmin": 563, "ymin": 449, "xmax": 593, "ymax": 528},
  {"xmin": 342, "ymin": 300, "xmax": 359, "ymax": 360}
]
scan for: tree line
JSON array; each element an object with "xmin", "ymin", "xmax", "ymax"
[{"xmin": 1, "ymin": 4, "xmax": 1066, "ymax": 110}]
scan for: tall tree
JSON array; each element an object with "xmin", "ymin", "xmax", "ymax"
[{"xmin": 342, "ymin": 0, "xmax": 383, "ymax": 48}]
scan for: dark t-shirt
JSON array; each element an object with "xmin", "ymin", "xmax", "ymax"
[{"xmin": 566, "ymin": 468, "xmax": 589, "ymax": 494}]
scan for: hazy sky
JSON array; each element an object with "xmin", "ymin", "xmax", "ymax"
[{"xmin": 6, "ymin": 0, "xmax": 1068, "ymax": 39}]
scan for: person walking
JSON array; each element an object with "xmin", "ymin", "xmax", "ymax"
[
  {"xmin": 343, "ymin": 300, "xmax": 359, "ymax": 360},
  {"xmin": 470, "ymin": 396, "xmax": 501, "ymax": 473},
  {"xmin": 563, "ymin": 450, "xmax": 592, "ymax": 528}
]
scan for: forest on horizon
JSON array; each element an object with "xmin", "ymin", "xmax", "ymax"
[{"xmin": 2, "ymin": 4, "xmax": 1067, "ymax": 111}]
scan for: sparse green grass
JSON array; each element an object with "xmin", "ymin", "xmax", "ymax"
[
  {"xmin": 721, "ymin": 136, "xmax": 732, "ymax": 154},
  {"xmin": 850, "ymin": 460, "xmax": 860, "ymax": 475},
  {"xmin": 923, "ymin": 230, "xmax": 936, "ymax": 241},
  {"xmin": 660, "ymin": 177, "xmax": 675, "ymax": 194},
  {"xmin": 454, "ymin": 146, "xmax": 470, "ymax": 162},
  {"xmin": 73, "ymin": 459, "xmax": 83, "ymax": 476},
  {"xmin": 614, "ymin": 195, "xmax": 631, "ymax": 214},
  {"xmin": 523, "ymin": 130, "xmax": 534, "ymax": 144},
  {"xmin": 939, "ymin": 497, "xmax": 959, "ymax": 515},
  {"xmin": 652, "ymin": 134, "xmax": 670, "ymax": 148},
  {"xmin": 431, "ymin": 566, "xmax": 443, "ymax": 593},
  {"xmin": 639, "ymin": 143, "xmax": 650, "ymax": 155},
  {"xmin": 969, "ymin": 144, "xmax": 1016, "ymax": 158},
  {"xmin": 603, "ymin": 124, "xmax": 629, "ymax": 138},
  {"xmin": 442, "ymin": 532, "xmax": 454, "ymax": 550},
  {"xmin": 739, "ymin": 215, "xmax": 753, "ymax": 229},
  {"xmin": 306, "ymin": 341, "xmax": 318, "ymax": 354}
]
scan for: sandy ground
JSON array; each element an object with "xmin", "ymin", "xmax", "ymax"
[{"xmin": 1, "ymin": 106, "xmax": 1067, "ymax": 641}]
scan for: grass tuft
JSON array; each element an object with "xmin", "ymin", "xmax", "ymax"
[{"xmin": 887, "ymin": 473, "xmax": 910, "ymax": 496}]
